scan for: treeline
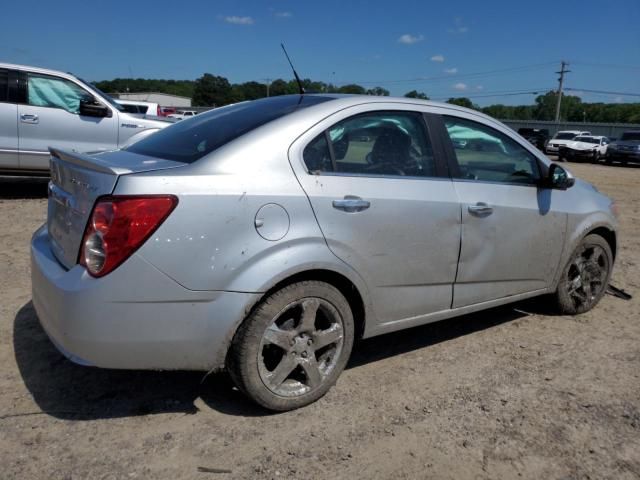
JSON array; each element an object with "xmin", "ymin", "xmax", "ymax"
[{"xmin": 93, "ymin": 75, "xmax": 640, "ymax": 123}]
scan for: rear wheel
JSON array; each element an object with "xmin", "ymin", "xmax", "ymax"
[
  {"xmin": 227, "ymin": 281, "xmax": 354, "ymax": 411},
  {"xmin": 553, "ymin": 234, "xmax": 613, "ymax": 315}
]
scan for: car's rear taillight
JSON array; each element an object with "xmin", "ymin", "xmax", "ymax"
[
  {"xmin": 157, "ymin": 105, "xmax": 162, "ymax": 116},
  {"xmin": 79, "ymin": 195, "xmax": 178, "ymax": 277}
]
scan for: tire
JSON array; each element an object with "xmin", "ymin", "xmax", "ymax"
[
  {"xmin": 227, "ymin": 281, "xmax": 355, "ymax": 411},
  {"xmin": 553, "ymin": 234, "xmax": 613, "ymax": 315}
]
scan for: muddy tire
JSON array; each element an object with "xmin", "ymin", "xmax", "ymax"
[
  {"xmin": 227, "ymin": 281, "xmax": 354, "ymax": 411},
  {"xmin": 553, "ymin": 234, "xmax": 613, "ymax": 315}
]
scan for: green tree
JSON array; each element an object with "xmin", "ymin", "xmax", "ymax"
[
  {"xmin": 337, "ymin": 84, "xmax": 366, "ymax": 95},
  {"xmin": 404, "ymin": 90, "xmax": 429, "ymax": 100},
  {"xmin": 533, "ymin": 91, "xmax": 583, "ymax": 121},
  {"xmin": 446, "ymin": 97, "xmax": 476, "ymax": 109},
  {"xmin": 238, "ymin": 81, "xmax": 267, "ymax": 100},
  {"xmin": 366, "ymin": 86, "xmax": 390, "ymax": 96},
  {"xmin": 192, "ymin": 74, "xmax": 231, "ymax": 106},
  {"xmin": 269, "ymin": 79, "xmax": 294, "ymax": 96}
]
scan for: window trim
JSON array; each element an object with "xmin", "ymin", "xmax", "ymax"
[
  {"xmin": 436, "ymin": 114, "xmax": 544, "ymax": 187},
  {"xmin": 302, "ymin": 109, "xmax": 449, "ymax": 180}
]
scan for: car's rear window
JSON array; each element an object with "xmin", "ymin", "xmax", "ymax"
[
  {"xmin": 620, "ymin": 131, "xmax": 640, "ymax": 141},
  {"xmin": 126, "ymin": 95, "xmax": 333, "ymax": 163}
]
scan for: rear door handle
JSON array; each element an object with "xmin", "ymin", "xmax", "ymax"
[
  {"xmin": 468, "ymin": 202, "xmax": 493, "ymax": 217},
  {"xmin": 20, "ymin": 114, "xmax": 39, "ymax": 124},
  {"xmin": 332, "ymin": 196, "xmax": 370, "ymax": 213}
]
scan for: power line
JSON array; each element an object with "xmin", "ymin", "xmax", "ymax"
[
  {"xmin": 432, "ymin": 87, "xmax": 553, "ymax": 101},
  {"xmin": 571, "ymin": 61, "xmax": 640, "ymax": 70},
  {"xmin": 337, "ymin": 61, "xmax": 558, "ymax": 86},
  {"xmin": 565, "ymin": 87, "xmax": 640, "ymax": 98}
]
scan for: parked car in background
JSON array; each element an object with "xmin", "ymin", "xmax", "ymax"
[
  {"xmin": 115, "ymin": 99, "xmax": 162, "ymax": 117},
  {"xmin": 606, "ymin": 130, "xmax": 640, "ymax": 165},
  {"xmin": 168, "ymin": 110, "xmax": 198, "ymax": 120},
  {"xmin": 160, "ymin": 107, "xmax": 176, "ymax": 117},
  {"xmin": 0, "ymin": 62, "xmax": 173, "ymax": 175},
  {"xmin": 517, "ymin": 127, "xmax": 549, "ymax": 151},
  {"xmin": 31, "ymin": 95, "xmax": 618, "ymax": 411},
  {"xmin": 546, "ymin": 130, "xmax": 592, "ymax": 156},
  {"xmin": 558, "ymin": 135, "xmax": 609, "ymax": 162}
]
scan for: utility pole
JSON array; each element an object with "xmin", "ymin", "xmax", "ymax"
[
  {"xmin": 555, "ymin": 61, "xmax": 570, "ymax": 122},
  {"xmin": 262, "ymin": 78, "xmax": 272, "ymax": 97}
]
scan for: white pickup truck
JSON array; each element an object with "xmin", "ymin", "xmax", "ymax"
[{"xmin": 0, "ymin": 62, "xmax": 173, "ymax": 175}]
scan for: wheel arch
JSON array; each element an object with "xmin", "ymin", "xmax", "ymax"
[
  {"xmin": 257, "ymin": 269, "xmax": 367, "ymax": 341},
  {"xmin": 218, "ymin": 267, "xmax": 369, "ymax": 372},
  {"xmin": 587, "ymin": 226, "xmax": 617, "ymax": 260}
]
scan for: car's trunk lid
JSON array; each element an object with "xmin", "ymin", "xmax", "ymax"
[{"xmin": 47, "ymin": 147, "xmax": 184, "ymax": 269}]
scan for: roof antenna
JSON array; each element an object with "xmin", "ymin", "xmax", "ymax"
[{"xmin": 281, "ymin": 43, "xmax": 305, "ymax": 95}]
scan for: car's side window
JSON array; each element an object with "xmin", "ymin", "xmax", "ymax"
[
  {"xmin": 303, "ymin": 133, "xmax": 333, "ymax": 173},
  {"xmin": 303, "ymin": 111, "xmax": 436, "ymax": 178},
  {"xmin": 27, "ymin": 73, "xmax": 89, "ymax": 114},
  {"xmin": 443, "ymin": 115, "xmax": 540, "ymax": 185},
  {"xmin": 0, "ymin": 69, "xmax": 8, "ymax": 102}
]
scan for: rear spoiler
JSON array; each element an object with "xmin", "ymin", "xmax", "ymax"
[{"xmin": 49, "ymin": 147, "xmax": 130, "ymax": 175}]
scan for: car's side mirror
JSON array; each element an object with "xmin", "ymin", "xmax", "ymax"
[
  {"xmin": 79, "ymin": 97, "xmax": 111, "ymax": 118},
  {"xmin": 545, "ymin": 163, "xmax": 575, "ymax": 190}
]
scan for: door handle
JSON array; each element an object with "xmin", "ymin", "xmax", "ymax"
[
  {"xmin": 468, "ymin": 202, "xmax": 493, "ymax": 217},
  {"xmin": 332, "ymin": 196, "xmax": 370, "ymax": 213},
  {"xmin": 20, "ymin": 114, "xmax": 39, "ymax": 124}
]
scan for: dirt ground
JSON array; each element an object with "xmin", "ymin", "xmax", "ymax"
[{"xmin": 1, "ymin": 163, "xmax": 639, "ymax": 480}]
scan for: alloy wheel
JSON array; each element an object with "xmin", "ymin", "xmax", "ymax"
[
  {"xmin": 258, "ymin": 298, "xmax": 345, "ymax": 397},
  {"xmin": 564, "ymin": 244, "xmax": 609, "ymax": 310}
]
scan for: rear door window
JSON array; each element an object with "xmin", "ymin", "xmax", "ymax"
[{"xmin": 303, "ymin": 111, "xmax": 438, "ymax": 178}]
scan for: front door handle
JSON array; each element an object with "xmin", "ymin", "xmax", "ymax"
[
  {"xmin": 332, "ymin": 196, "xmax": 371, "ymax": 213},
  {"xmin": 468, "ymin": 202, "xmax": 493, "ymax": 217},
  {"xmin": 20, "ymin": 114, "xmax": 39, "ymax": 124}
]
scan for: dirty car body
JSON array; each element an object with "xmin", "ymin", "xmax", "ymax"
[{"xmin": 31, "ymin": 95, "xmax": 618, "ymax": 409}]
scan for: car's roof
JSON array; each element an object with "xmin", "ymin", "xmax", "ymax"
[
  {"xmin": 266, "ymin": 93, "xmax": 501, "ymax": 124},
  {"xmin": 0, "ymin": 61, "xmax": 78, "ymax": 81},
  {"xmin": 115, "ymin": 99, "xmax": 158, "ymax": 106},
  {"xmin": 575, "ymin": 135, "xmax": 605, "ymax": 139}
]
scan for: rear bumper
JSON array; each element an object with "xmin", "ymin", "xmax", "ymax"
[{"xmin": 30, "ymin": 225, "xmax": 260, "ymax": 370}]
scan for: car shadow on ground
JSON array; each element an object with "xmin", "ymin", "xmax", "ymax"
[
  {"xmin": 14, "ymin": 299, "xmax": 538, "ymax": 420},
  {"xmin": 0, "ymin": 177, "xmax": 49, "ymax": 199}
]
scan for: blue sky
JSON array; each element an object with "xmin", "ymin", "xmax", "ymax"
[{"xmin": 1, "ymin": 0, "xmax": 639, "ymax": 106}]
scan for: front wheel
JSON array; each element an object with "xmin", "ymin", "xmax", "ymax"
[
  {"xmin": 227, "ymin": 281, "xmax": 354, "ymax": 411},
  {"xmin": 553, "ymin": 234, "xmax": 613, "ymax": 315}
]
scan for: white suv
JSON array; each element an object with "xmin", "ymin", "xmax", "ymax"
[
  {"xmin": 546, "ymin": 130, "xmax": 591, "ymax": 155},
  {"xmin": 168, "ymin": 110, "xmax": 198, "ymax": 120}
]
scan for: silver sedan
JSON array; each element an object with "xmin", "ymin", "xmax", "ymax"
[{"xmin": 31, "ymin": 95, "xmax": 618, "ymax": 410}]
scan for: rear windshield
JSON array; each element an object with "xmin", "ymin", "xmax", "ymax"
[
  {"xmin": 126, "ymin": 95, "xmax": 333, "ymax": 163},
  {"xmin": 554, "ymin": 132, "xmax": 578, "ymax": 140},
  {"xmin": 574, "ymin": 136, "xmax": 598, "ymax": 144},
  {"xmin": 620, "ymin": 131, "xmax": 640, "ymax": 141}
]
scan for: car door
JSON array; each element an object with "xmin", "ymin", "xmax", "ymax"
[
  {"xmin": 439, "ymin": 114, "xmax": 566, "ymax": 308},
  {"xmin": 17, "ymin": 71, "xmax": 118, "ymax": 171},
  {"xmin": 289, "ymin": 107, "xmax": 461, "ymax": 327},
  {"xmin": 0, "ymin": 68, "xmax": 19, "ymax": 169}
]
